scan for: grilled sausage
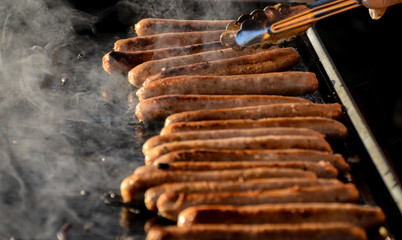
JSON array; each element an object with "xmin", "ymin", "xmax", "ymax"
[
  {"xmin": 135, "ymin": 95, "xmax": 311, "ymax": 122},
  {"xmin": 144, "ymin": 178, "xmax": 341, "ymax": 211},
  {"xmin": 177, "ymin": 203, "xmax": 385, "ymax": 229},
  {"xmin": 135, "ymin": 161, "xmax": 338, "ymax": 178},
  {"xmin": 146, "ymin": 223, "xmax": 367, "ymax": 240},
  {"xmin": 153, "ymin": 161, "xmax": 339, "ymax": 178},
  {"xmin": 153, "ymin": 148, "xmax": 350, "ymax": 173},
  {"xmin": 135, "ymin": 18, "xmax": 232, "ymax": 36},
  {"xmin": 160, "ymin": 116, "xmax": 348, "ymax": 139},
  {"xmin": 114, "ymin": 30, "xmax": 223, "ymax": 52},
  {"xmin": 148, "ymin": 223, "xmax": 367, "ymax": 240},
  {"xmin": 145, "ymin": 135, "xmax": 332, "ymax": 164},
  {"xmin": 144, "ymin": 47, "xmax": 300, "ymax": 83},
  {"xmin": 129, "ymin": 47, "xmax": 274, "ymax": 87},
  {"xmin": 103, "ymin": 42, "xmax": 226, "ymax": 74},
  {"xmin": 165, "ymin": 103, "xmax": 343, "ymax": 125},
  {"xmin": 120, "ymin": 167, "xmax": 317, "ymax": 205},
  {"xmin": 137, "ymin": 72, "xmax": 318, "ymax": 100},
  {"xmin": 156, "ymin": 183, "xmax": 359, "ymax": 220},
  {"xmin": 143, "ymin": 127, "xmax": 324, "ymax": 154}
]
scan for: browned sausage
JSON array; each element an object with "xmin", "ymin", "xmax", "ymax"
[
  {"xmin": 135, "ymin": 95, "xmax": 311, "ymax": 122},
  {"xmin": 145, "ymin": 135, "xmax": 332, "ymax": 164},
  {"xmin": 153, "ymin": 148, "xmax": 350, "ymax": 173},
  {"xmin": 144, "ymin": 178, "xmax": 341, "ymax": 211},
  {"xmin": 120, "ymin": 167, "xmax": 317, "ymax": 205},
  {"xmin": 156, "ymin": 183, "xmax": 360, "ymax": 220},
  {"xmin": 143, "ymin": 127, "xmax": 324, "ymax": 154},
  {"xmin": 160, "ymin": 116, "xmax": 348, "ymax": 139},
  {"xmin": 137, "ymin": 72, "xmax": 318, "ymax": 100},
  {"xmin": 128, "ymin": 47, "xmax": 274, "ymax": 87},
  {"xmin": 146, "ymin": 223, "xmax": 367, "ymax": 240},
  {"xmin": 135, "ymin": 161, "xmax": 338, "ymax": 178},
  {"xmin": 152, "ymin": 161, "xmax": 339, "ymax": 178},
  {"xmin": 144, "ymin": 47, "xmax": 300, "ymax": 83},
  {"xmin": 177, "ymin": 203, "xmax": 385, "ymax": 229},
  {"xmin": 135, "ymin": 18, "xmax": 232, "ymax": 36},
  {"xmin": 164, "ymin": 103, "xmax": 343, "ymax": 125},
  {"xmin": 102, "ymin": 42, "xmax": 226, "ymax": 74},
  {"xmin": 114, "ymin": 30, "xmax": 223, "ymax": 52}
]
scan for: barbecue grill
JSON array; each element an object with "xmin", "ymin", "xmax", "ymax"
[{"xmin": 0, "ymin": 0, "xmax": 401, "ymax": 239}]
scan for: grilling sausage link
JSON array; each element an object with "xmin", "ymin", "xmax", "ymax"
[
  {"xmin": 114, "ymin": 30, "xmax": 223, "ymax": 52},
  {"xmin": 144, "ymin": 178, "xmax": 341, "ymax": 211},
  {"xmin": 137, "ymin": 72, "xmax": 318, "ymax": 100},
  {"xmin": 146, "ymin": 223, "xmax": 368, "ymax": 240},
  {"xmin": 148, "ymin": 161, "xmax": 339, "ymax": 178},
  {"xmin": 153, "ymin": 148, "xmax": 350, "ymax": 172},
  {"xmin": 145, "ymin": 135, "xmax": 332, "ymax": 164},
  {"xmin": 143, "ymin": 127, "xmax": 324, "ymax": 154},
  {"xmin": 129, "ymin": 47, "xmax": 272, "ymax": 87},
  {"xmin": 156, "ymin": 183, "xmax": 360, "ymax": 221},
  {"xmin": 135, "ymin": 160, "xmax": 338, "ymax": 178},
  {"xmin": 177, "ymin": 203, "xmax": 385, "ymax": 229},
  {"xmin": 165, "ymin": 102, "xmax": 343, "ymax": 125},
  {"xmin": 135, "ymin": 18, "xmax": 232, "ymax": 36},
  {"xmin": 103, "ymin": 42, "xmax": 225, "ymax": 74},
  {"xmin": 135, "ymin": 95, "xmax": 311, "ymax": 122},
  {"xmin": 144, "ymin": 47, "xmax": 300, "ymax": 83},
  {"xmin": 160, "ymin": 116, "xmax": 348, "ymax": 139},
  {"xmin": 120, "ymin": 167, "xmax": 316, "ymax": 205}
]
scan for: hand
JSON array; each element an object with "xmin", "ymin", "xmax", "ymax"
[{"xmin": 361, "ymin": 0, "xmax": 402, "ymax": 19}]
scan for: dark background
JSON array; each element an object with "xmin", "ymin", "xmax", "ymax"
[{"xmin": 315, "ymin": 4, "xmax": 402, "ymax": 178}]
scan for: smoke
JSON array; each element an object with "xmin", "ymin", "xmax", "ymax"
[{"xmin": 0, "ymin": 0, "xmax": 145, "ymax": 239}]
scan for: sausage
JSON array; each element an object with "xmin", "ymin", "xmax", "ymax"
[
  {"xmin": 160, "ymin": 116, "xmax": 348, "ymax": 139},
  {"xmin": 146, "ymin": 223, "xmax": 367, "ymax": 240},
  {"xmin": 128, "ymin": 47, "xmax": 275, "ymax": 87},
  {"xmin": 156, "ymin": 183, "xmax": 360, "ymax": 221},
  {"xmin": 103, "ymin": 51, "xmax": 138, "ymax": 74},
  {"xmin": 151, "ymin": 161, "xmax": 339, "ymax": 178},
  {"xmin": 135, "ymin": 95, "xmax": 311, "ymax": 122},
  {"xmin": 164, "ymin": 103, "xmax": 343, "ymax": 125},
  {"xmin": 177, "ymin": 203, "xmax": 385, "ymax": 229},
  {"xmin": 102, "ymin": 42, "xmax": 226, "ymax": 74},
  {"xmin": 137, "ymin": 72, "xmax": 318, "ymax": 100},
  {"xmin": 144, "ymin": 178, "xmax": 341, "ymax": 211},
  {"xmin": 134, "ymin": 161, "xmax": 338, "ymax": 178},
  {"xmin": 153, "ymin": 148, "xmax": 350, "ymax": 173},
  {"xmin": 143, "ymin": 127, "xmax": 324, "ymax": 154},
  {"xmin": 114, "ymin": 30, "xmax": 223, "ymax": 52},
  {"xmin": 145, "ymin": 135, "xmax": 332, "ymax": 164},
  {"xmin": 144, "ymin": 47, "xmax": 300, "ymax": 83},
  {"xmin": 135, "ymin": 18, "xmax": 232, "ymax": 36},
  {"xmin": 120, "ymin": 167, "xmax": 317, "ymax": 205}
]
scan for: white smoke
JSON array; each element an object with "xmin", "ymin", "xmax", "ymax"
[{"xmin": 0, "ymin": 0, "xmax": 144, "ymax": 239}]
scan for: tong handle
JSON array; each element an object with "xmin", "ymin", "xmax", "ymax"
[
  {"xmin": 270, "ymin": 0, "xmax": 361, "ymax": 34},
  {"xmin": 307, "ymin": 0, "xmax": 351, "ymax": 8}
]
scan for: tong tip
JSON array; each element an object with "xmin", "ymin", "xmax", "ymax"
[{"xmin": 220, "ymin": 3, "xmax": 309, "ymax": 49}]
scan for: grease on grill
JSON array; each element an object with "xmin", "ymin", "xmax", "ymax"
[{"xmin": 104, "ymin": 191, "xmax": 125, "ymax": 207}]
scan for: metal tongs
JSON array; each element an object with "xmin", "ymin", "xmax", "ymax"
[{"xmin": 221, "ymin": 0, "xmax": 361, "ymax": 48}]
